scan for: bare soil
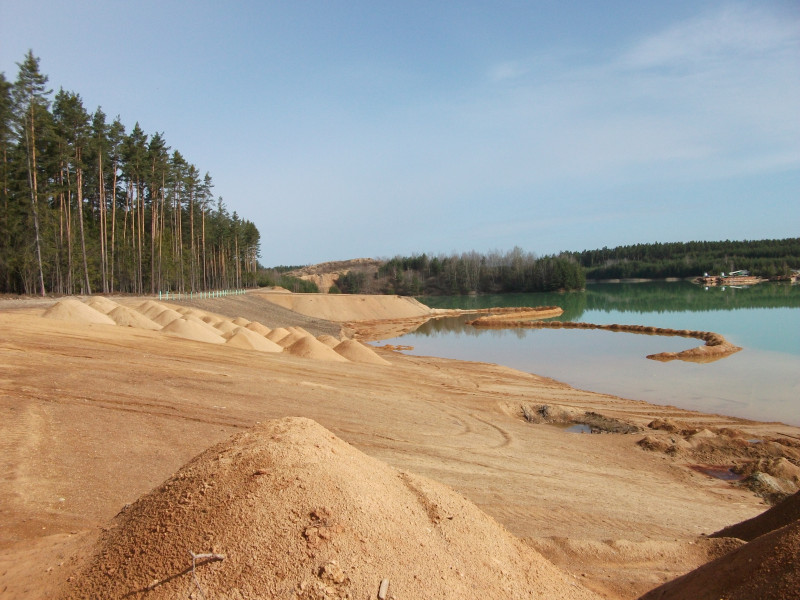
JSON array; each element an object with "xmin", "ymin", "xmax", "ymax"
[{"xmin": 1, "ymin": 292, "xmax": 798, "ymax": 599}]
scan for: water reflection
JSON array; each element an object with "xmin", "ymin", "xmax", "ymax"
[
  {"xmin": 419, "ymin": 281, "xmax": 800, "ymax": 319},
  {"xmin": 391, "ymin": 282, "xmax": 800, "ymax": 425}
]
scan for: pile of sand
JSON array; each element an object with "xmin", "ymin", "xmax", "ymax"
[
  {"xmin": 150, "ymin": 308, "xmax": 184, "ymax": 327},
  {"xmin": 42, "ymin": 298, "xmax": 116, "ymax": 326},
  {"xmin": 640, "ymin": 492, "xmax": 800, "ymax": 599},
  {"xmin": 711, "ymin": 491, "xmax": 800, "ymax": 542},
  {"xmin": 334, "ymin": 339, "xmax": 391, "ymax": 366},
  {"xmin": 245, "ymin": 321, "xmax": 271, "ymax": 336},
  {"xmin": 161, "ymin": 318, "xmax": 226, "ymax": 344},
  {"xmin": 640, "ymin": 521, "xmax": 799, "ymax": 600},
  {"xmin": 224, "ymin": 327, "xmax": 283, "ymax": 353},
  {"xmin": 136, "ymin": 300, "xmax": 171, "ymax": 319},
  {"xmin": 284, "ymin": 336, "xmax": 350, "ymax": 362},
  {"xmin": 316, "ymin": 334, "xmax": 341, "ymax": 348},
  {"xmin": 213, "ymin": 319, "xmax": 239, "ymax": 334},
  {"xmin": 266, "ymin": 327, "xmax": 291, "ymax": 343},
  {"xmin": 60, "ymin": 418, "xmax": 599, "ymax": 600},
  {"xmin": 106, "ymin": 305, "xmax": 162, "ymax": 330},
  {"xmin": 85, "ymin": 296, "xmax": 121, "ymax": 314},
  {"xmin": 277, "ymin": 330, "xmax": 308, "ymax": 348}
]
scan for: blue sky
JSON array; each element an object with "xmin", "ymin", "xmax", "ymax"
[{"xmin": 2, "ymin": 1, "xmax": 798, "ymax": 266}]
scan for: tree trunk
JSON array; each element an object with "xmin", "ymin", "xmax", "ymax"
[
  {"xmin": 25, "ymin": 107, "xmax": 46, "ymax": 296},
  {"xmin": 75, "ymin": 150, "xmax": 91, "ymax": 294}
]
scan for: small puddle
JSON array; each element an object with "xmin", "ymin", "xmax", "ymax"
[
  {"xmin": 689, "ymin": 465, "xmax": 744, "ymax": 481},
  {"xmin": 564, "ymin": 424, "xmax": 593, "ymax": 434}
]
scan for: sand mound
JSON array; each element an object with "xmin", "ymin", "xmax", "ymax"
[
  {"xmin": 277, "ymin": 330, "xmax": 307, "ymax": 348},
  {"xmin": 284, "ymin": 335, "xmax": 350, "ymax": 362},
  {"xmin": 316, "ymin": 334, "xmax": 341, "ymax": 348},
  {"xmin": 149, "ymin": 308, "xmax": 184, "ymax": 327},
  {"xmin": 244, "ymin": 321, "xmax": 271, "ymax": 336},
  {"xmin": 136, "ymin": 300, "xmax": 171, "ymax": 319},
  {"xmin": 639, "ymin": 520, "xmax": 800, "ymax": 600},
  {"xmin": 288, "ymin": 325, "xmax": 311, "ymax": 336},
  {"xmin": 265, "ymin": 327, "xmax": 291, "ymax": 343},
  {"xmin": 42, "ymin": 298, "xmax": 116, "ymax": 325},
  {"xmin": 334, "ymin": 339, "xmax": 391, "ymax": 366},
  {"xmin": 213, "ymin": 319, "xmax": 239, "ymax": 334},
  {"xmin": 712, "ymin": 491, "xmax": 800, "ymax": 542},
  {"xmin": 232, "ymin": 316, "xmax": 250, "ymax": 326},
  {"xmin": 225, "ymin": 327, "xmax": 283, "ymax": 353},
  {"xmin": 85, "ymin": 296, "xmax": 120, "ymax": 314},
  {"xmin": 161, "ymin": 318, "xmax": 226, "ymax": 344},
  {"xmin": 106, "ymin": 306, "xmax": 162, "ymax": 331},
  {"xmin": 61, "ymin": 418, "xmax": 598, "ymax": 600}
]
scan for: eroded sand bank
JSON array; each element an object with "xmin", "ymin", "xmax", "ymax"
[{"xmin": 0, "ymin": 291, "xmax": 798, "ymax": 599}]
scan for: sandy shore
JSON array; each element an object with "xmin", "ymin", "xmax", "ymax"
[{"xmin": 1, "ymin": 291, "xmax": 798, "ymax": 599}]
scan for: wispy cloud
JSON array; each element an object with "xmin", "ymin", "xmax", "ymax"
[{"xmin": 470, "ymin": 3, "xmax": 800, "ymax": 187}]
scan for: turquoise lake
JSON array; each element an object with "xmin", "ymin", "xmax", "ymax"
[{"xmin": 384, "ymin": 282, "xmax": 800, "ymax": 426}]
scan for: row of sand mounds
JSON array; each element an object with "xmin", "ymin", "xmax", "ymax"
[
  {"xmin": 59, "ymin": 417, "xmax": 599, "ymax": 600},
  {"xmin": 640, "ymin": 493, "xmax": 800, "ymax": 600},
  {"xmin": 40, "ymin": 296, "xmax": 392, "ymax": 366}
]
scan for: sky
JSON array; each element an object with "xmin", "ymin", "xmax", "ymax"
[{"xmin": 1, "ymin": 0, "xmax": 798, "ymax": 266}]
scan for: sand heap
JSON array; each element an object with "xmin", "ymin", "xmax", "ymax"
[
  {"xmin": 711, "ymin": 490, "xmax": 800, "ymax": 542},
  {"xmin": 107, "ymin": 305, "xmax": 162, "ymax": 330},
  {"xmin": 284, "ymin": 336, "xmax": 350, "ymax": 362},
  {"xmin": 224, "ymin": 326, "xmax": 283, "ymax": 353},
  {"xmin": 334, "ymin": 339, "xmax": 391, "ymax": 366},
  {"xmin": 42, "ymin": 298, "xmax": 116, "ymax": 325},
  {"xmin": 85, "ymin": 296, "xmax": 121, "ymax": 314},
  {"xmin": 640, "ymin": 494, "xmax": 800, "ymax": 600},
  {"xmin": 60, "ymin": 418, "xmax": 598, "ymax": 600}
]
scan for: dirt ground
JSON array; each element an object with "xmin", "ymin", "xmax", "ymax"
[{"xmin": 1, "ymin": 292, "xmax": 798, "ymax": 599}]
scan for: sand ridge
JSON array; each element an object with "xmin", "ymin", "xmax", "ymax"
[{"xmin": 256, "ymin": 291, "xmax": 435, "ymax": 322}]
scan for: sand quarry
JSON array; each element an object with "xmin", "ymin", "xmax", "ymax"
[{"xmin": 1, "ymin": 290, "xmax": 799, "ymax": 599}]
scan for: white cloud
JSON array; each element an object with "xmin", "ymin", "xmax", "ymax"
[{"xmin": 619, "ymin": 4, "xmax": 798, "ymax": 71}]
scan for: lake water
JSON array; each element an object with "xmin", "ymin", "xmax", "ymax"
[{"xmin": 385, "ymin": 282, "xmax": 800, "ymax": 426}]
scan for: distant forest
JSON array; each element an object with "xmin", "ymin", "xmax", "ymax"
[
  {"xmin": 1, "ymin": 51, "xmax": 260, "ymax": 296},
  {"xmin": 370, "ymin": 249, "xmax": 586, "ymax": 295},
  {"xmin": 571, "ymin": 238, "xmax": 800, "ymax": 280},
  {"xmin": 327, "ymin": 238, "xmax": 798, "ymax": 297}
]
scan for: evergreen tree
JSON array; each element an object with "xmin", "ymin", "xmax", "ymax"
[{"xmin": 11, "ymin": 50, "xmax": 51, "ymax": 295}]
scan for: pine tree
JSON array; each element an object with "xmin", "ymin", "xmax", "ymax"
[
  {"xmin": 11, "ymin": 50, "xmax": 51, "ymax": 296},
  {"xmin": 0, "ymin": 74, "xmax": 14, "ymax": 291}
]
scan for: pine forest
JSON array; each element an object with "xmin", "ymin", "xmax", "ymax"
[{"xmin": 0, "ymin": 51, "xmax": 261, "ymax": 296}]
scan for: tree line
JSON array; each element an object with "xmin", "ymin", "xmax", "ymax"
[
  {"xmin": 375, "ymin": 248, "xmax": 586, "ymax": 295},
  {"xmin": 571, "ymin": 238, "xmax": 800, "ymax": 280},
  {"xmin": 1, "ymin": 51, "xmax": 260, "ymax": 296}
]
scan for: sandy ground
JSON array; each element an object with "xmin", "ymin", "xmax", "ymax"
[{"xmin": 1, "ymin": 291, "xmax": 798, "ymax": 599}]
